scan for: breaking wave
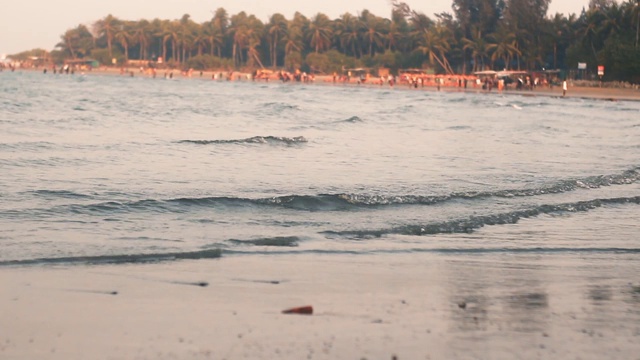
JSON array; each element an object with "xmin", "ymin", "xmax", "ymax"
[
  {"xmin": 323, "ymin": 196, "xmax": 640, "ymax": 238},
  {"xmin": 227, "ymin": 236, "xmax": 300, "ymax": 247},
  {"xmin": 3, "ymin": 167, "xmax": 640, "ymax": 217},
  {"xmin": 0, "ymin": 249, "xmax": 222, "ymax": 267},
  {"xmin": 335, "ymin": 116, "xmax": 363, "ymax": 123},
  {"xmin": 178, "ymin": 136, "xmax": 308, "ymax": 145}
]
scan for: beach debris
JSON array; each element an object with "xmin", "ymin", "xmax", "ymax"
[
  {"xmin": 282, "ymin": 305, "xmax": 313, "ymax": 315},
  {"xmin": 458, "ymin": 301, "xmax": 467, "ymax": 309}
]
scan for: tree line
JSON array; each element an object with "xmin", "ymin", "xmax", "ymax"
[{"xmin": 10, "ymin": 0, "xmax": 640, "ymax": 82}]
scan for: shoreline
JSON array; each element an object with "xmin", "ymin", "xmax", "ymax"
[
  {"xmin": 8, "ymin": 66, "xmax": 640, "ymax": 102},
  {"xmin": 2, "ymin": 252, "xmax": 639, "ymax": 359}
]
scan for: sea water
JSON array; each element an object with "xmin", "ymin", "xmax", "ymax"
[{"xmin": 1, "ymin": 71, "xmax": 639, "ymax": 265}]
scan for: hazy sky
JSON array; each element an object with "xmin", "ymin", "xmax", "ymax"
[{"xmin": 0, "ymin": 0, "xmax": 590, "ymax": 56}]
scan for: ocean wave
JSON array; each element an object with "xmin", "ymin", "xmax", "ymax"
[
  {"xmin": 4, "ymin": 167, "xmax": 639, "ymax": 217},
  {"xmin": 222, "ymin": 247, "xmax": 640, "ymax": 256},
  {"xmin": 0, "ymin": 141, "xmax": 57, "ymax": 152},
  {"xmin": 335, "ymin": 116, "xmax": 363, "ymax": 124},
  {"xmin": 228, "ymin": 236, "xmax": 300, "ymax": 247},
  {"xmin": 177, "ymin": 136, "xmax": 307, "ymax": 145},
  {"xmin": 322, "ymin": 196, "xmax": 640, "ymax": 238},
  {"xmin": 30, "ymin": 189, "xmax": 91, "ymax": 199},
  {"xmin": 261, "ymin": 102, "xmax": 300, "ymax": 111},
  {"xmin": 0, "ymin": 248, "xmax": 222, "ymax": 267}
]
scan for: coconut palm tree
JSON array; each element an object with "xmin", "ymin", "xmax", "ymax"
[
  {"xmin": 202, "ymin": 20, "xmax": 223, "ymax": 57},
  {"xmin": 308, "ymin": 13, "xmax": 333, "ymax": 53},
  {"xmin": 487, "ymin": 26, "xmax": 520, "ymax": 69},
  {"xmin": 57, "ymin": 25, "xmax": 94, "ymax": 59},
  {"xmin": 95, "ymin": 14, "xmax": 118, "ymax": 60},
  {"xmin": 115, "ymin": 22, "xmax": 133, "ymax": 62},
  {"xmin": 335, "ymin": 13, "xmax": 362, "ymax": 58},
  {"xmin": 228, "ymin": 12, "xmax": 249, "ymax": 66},
  {"xmin": 361, "ymin": 11, "xmax": 385, "ymax": 56},
  {"xmin": 211, "ymin": 8, "xmax": 229, "ymax": 57},
  {"xmin": 463, "ymin": 28, "xmax": 490, "ymax": 71},
  {"xmin": 267, "ymin": 13, "xmax": 288, "ymax": 68},
  {"xmin": 385, "ymin": 17, "xmax": 403, "ymax": 51},
  {"xmin": 417, "ymin": 25, "xmax": 454, "ymax": 74},
  {"xmin": 134, "ymin": 20, "xmax": 151, "ymax": 60}
]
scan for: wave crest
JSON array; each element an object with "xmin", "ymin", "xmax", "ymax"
[
  {"xmin": 324, "ymin": 196, "xmax": 640, "ymax": 238},
  {"xmin": 0, "ymin": 249, "xmax": 222, "ymax": 267},
  {"xmin": 178, "ymin": 136, "xmax": 307, "ymax": 145}
]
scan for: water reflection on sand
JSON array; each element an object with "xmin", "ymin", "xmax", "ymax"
[{"xmin": 438, "ymin": 254, "xmax": 639, "ymax": 359}]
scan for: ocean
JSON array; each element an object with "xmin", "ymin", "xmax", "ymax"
[{"xmin": 1, "ymin": 71, "xmax": 639, "ymax": 265}]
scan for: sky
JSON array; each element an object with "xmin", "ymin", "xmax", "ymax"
[{"xmin": 0, "ymin": 0, "xmax": 592, "ymax": 56}]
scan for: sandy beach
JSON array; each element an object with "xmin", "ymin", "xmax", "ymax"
[{"xmin": 2, "ymin": 252, "xmax": 639, "ymax": 360}]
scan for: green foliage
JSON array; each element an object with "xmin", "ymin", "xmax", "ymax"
[
  {"xmin": 285, "ymin": 51, "xmax": 303, "ymax": 71},
  {"xmin": 90, "ymin": 48, "xmax": 123, "ymax": 66},
  {"xmin": 50, "ymin": 50, "xmax": 66, "ymax": 65},
  {"xmin": 32, "ymin": 1, "xmax": 640, "ymax": 82},
  {"xmin": 8, "ymin": 48, "xmax": 49, "ymax": 61},
  {"xmin": 185, "ymin": 55, "xmax": 232, "ymax": 70},
  {"xmin": 602, "ymin": 35, "xmax": 640, "ymax": 82},
  {"xmin": 305, "ymin": 50, "xmax": 360, "ymax": 74},
  {"xmin": 304, "ymin": 52, "xmax": 329, "ymax": 73},
  {"xmin": 56, "ymin": 24, "xmax": 95, "ymax": 59}
]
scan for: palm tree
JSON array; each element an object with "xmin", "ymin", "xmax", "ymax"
[
  {"xmin": 417, "ymin": 25, "xmax": 454, "ymax": 74},
  {"xmin": 154, "ymin": 20, "xmax": 172, "ymax": 62},
  {"xmin": 576, "ymin": 10, "xmax": 602, "ymax": 62},
  {"xmin": 463, "ymin": 28, "xmax": 490, "ymax": 71},
  {"xmin": 178, "ymin": 14, "xmax": 197, "ymax": 63},
  {"xmin": 487, "ymin": 26, "xmax": 520, "ymax": 69},
  {"xmin": 361, "ymin": 11, "xmax": 384, "ymax": 56},
  {"xmin": 115, "ymin": 22, "xmax": 133, "ymax": 62},
  {"xmin": 134, "ymin": 20, "xmax": 151, "ymax": 60},
  {"xmin": 267, "ymin": 13, "xmax": 288, "ymax": 68},
  {"xmin": 335, "ymin": 13, "xmax": 362, "ymax": 57},
  {"xmin": 284, "ymin": 25, "xmax": 303, "ymax": 56},
  {"xmin": 385, "ymin": 19, "xmax": 402, "ymax": 51},
  {"xmin": 228, "ymin": 12, "xmax": 249, "ymax": 66},
  {"xmin": 192, "ymin": 26, "xmax": 208, "ymax": 57},
  {"xmin": 283, "ymin": 14, "xmax": 306, "ymax": 70},
  {"xmin": 308, "ymin": 13, "xmax": 333, "ymax": 53},
  {"xmin": 211, "ymin": 8, "xmax": 229, "ymax": 57},
  {"xmin": 244, "ymin": 15, "xmax": 265, "ymax": 67},
  {"xmin": 202, "ymin": 21, "xmax": 223, "ymax": 57},
  {"xmin": 59, "ymin": 30, "xmax": 78, "ymax": 59},
  {"xmin": 95, "ymin": 14, "xmax": 118, "ymax": 60},
  {"xmin": 168, "ymin": 21, "xmax": 181, "ymax": 63},
  {"xmin": 57, "ymin": 25, "xmax": 94, "ymax": 59}
]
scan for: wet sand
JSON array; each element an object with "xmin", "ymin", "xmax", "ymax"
[{"xmin": 1, "ymin": 253, "xmax": 639, "ymax": 359}]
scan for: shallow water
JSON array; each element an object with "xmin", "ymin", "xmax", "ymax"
[{"xmin": 1, "ymin": 71, "xmax": 639, "ymax": 264}]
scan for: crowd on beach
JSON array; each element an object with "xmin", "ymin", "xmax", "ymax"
[
  {"xmin": 0, "ymin": 61, "xmax": 574, "ymax": 99},
  {"xmin": 5, "ymin": 60, "xmax": 640, "ymax": 100}
]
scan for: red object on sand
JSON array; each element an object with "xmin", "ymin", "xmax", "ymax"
[{"xmin": 282, "ymin": 305, "xmax": 313, "ymax": 315}]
